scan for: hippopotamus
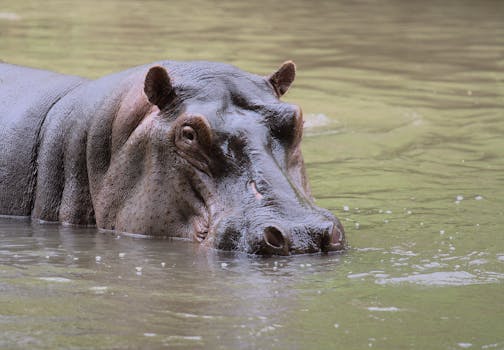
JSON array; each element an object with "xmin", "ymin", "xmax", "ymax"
[{"xmin": 0, "ymin": 61, "xmax": 345, "ymax": 255}]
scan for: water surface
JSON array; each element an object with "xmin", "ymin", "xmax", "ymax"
[{"xmin": 1, "ymin": 0, "xmax": 503, "ymax": 349}]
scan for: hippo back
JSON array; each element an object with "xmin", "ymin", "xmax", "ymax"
[{"xmin": 0, "ymin": 63, "xmax": 86, "ymax": 216}]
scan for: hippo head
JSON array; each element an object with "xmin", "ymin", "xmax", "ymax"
[{"xmin": 93, "ymin": 61, "xmax": 345, "ymax": 255}]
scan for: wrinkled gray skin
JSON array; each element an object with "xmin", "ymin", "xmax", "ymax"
[{"xmin": 0, "ymin": 61, "xmax": 345, "ymax": 255}]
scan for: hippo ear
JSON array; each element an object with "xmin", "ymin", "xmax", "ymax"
[
  {"xmin": 144, "ymin": 66, "xmax": 176, "ymax": 110},
  {"xmin": 268, "ymin": 60, "xmax": 296, "ymax": 97}
]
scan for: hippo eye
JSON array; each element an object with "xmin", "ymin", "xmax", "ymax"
[{"xmin": 181, "ymin": 126, "xmax": 196, "ymax": 143}]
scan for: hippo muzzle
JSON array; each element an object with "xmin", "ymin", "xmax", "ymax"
[{"xmin": 214, "ymin": 213, "xmax": 345, "ymax": 256}]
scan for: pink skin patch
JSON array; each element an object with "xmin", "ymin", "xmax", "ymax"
[{"xmin": 249, "ymin": 181, "xmax": 263, "ymax": 200}]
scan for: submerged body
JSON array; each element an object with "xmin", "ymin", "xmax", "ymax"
[{"xmin": 0, "ymin": 61, "xmax": 345, "ymax": 255}]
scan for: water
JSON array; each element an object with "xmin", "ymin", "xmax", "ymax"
[{"xmin": 1, "ymin": 0, "xmax": 504, "ymax": 348}]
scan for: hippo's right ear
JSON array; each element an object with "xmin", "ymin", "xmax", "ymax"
[
  {"xmin": 268, "ymin": 61, "xmax": 296, "ymax": 97},
  {"xmin": 144, "ymin": 66, "xmax": 176, "ymax": 110}
]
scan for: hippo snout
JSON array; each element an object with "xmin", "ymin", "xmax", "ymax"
[{"xmin": 251, "ymin": 218, "xmax": 346, "ymax": 256}]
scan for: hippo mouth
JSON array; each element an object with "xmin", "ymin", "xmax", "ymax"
[
  {"xmin": 193, "ymin": 219, "xmax": 210, "ymax": 242},
  {"xmin": 187, "ymin": 171, "xmax": 214, "ymax": 243}
]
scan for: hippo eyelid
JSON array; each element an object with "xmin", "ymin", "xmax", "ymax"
[{"xmin": 174, "ymin": 114, "xmax": 212, "ymax": 149}]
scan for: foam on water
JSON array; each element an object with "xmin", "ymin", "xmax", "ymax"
[
  {"xmin": 38, "ymin": 277, "xmax": 72, "ymax": 283},
  {"xmin": 374, "ymin": 271, "xmax": 499, "ymax": 286},
  {"xmin": 367, "ymin": 307, "xmax": 400, "ymax": 312}
]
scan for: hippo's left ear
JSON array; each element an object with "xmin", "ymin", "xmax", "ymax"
[
  {"xmin": 144, "ymin": 66, "xmax": 176, "ymax": 110},
  {"xmin": 268, "ymin": 60, "xmax": 296, "ymax": 97}
]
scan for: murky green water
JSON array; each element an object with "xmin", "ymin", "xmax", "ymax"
[{"xmin": 1, "ymin": 0, "xmax": 504, "ymax": 349}]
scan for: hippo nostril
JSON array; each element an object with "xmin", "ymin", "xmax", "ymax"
[
  {"xmin": 335, "ymin": 220, "xmax": 345, "ymax": 243},
  {"xmin": 330, "ymin": 225, "xmax": 343, "ymax": 246},
  {"xmin": 321, "ymin": 221, "xmax": 345, "ymax": 252},
  {"xmin": 263, "ymin": 226, "xmax": 286, "ymax": 249}
]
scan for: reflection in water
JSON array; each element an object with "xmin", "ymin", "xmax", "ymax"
[
  {"xmin": 1, "ymin": 0, "xmax": 504, "ymax": 348},
  {"xmin": 0, "ymin": 219, "xmax": 346, "ymax": 349}
]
